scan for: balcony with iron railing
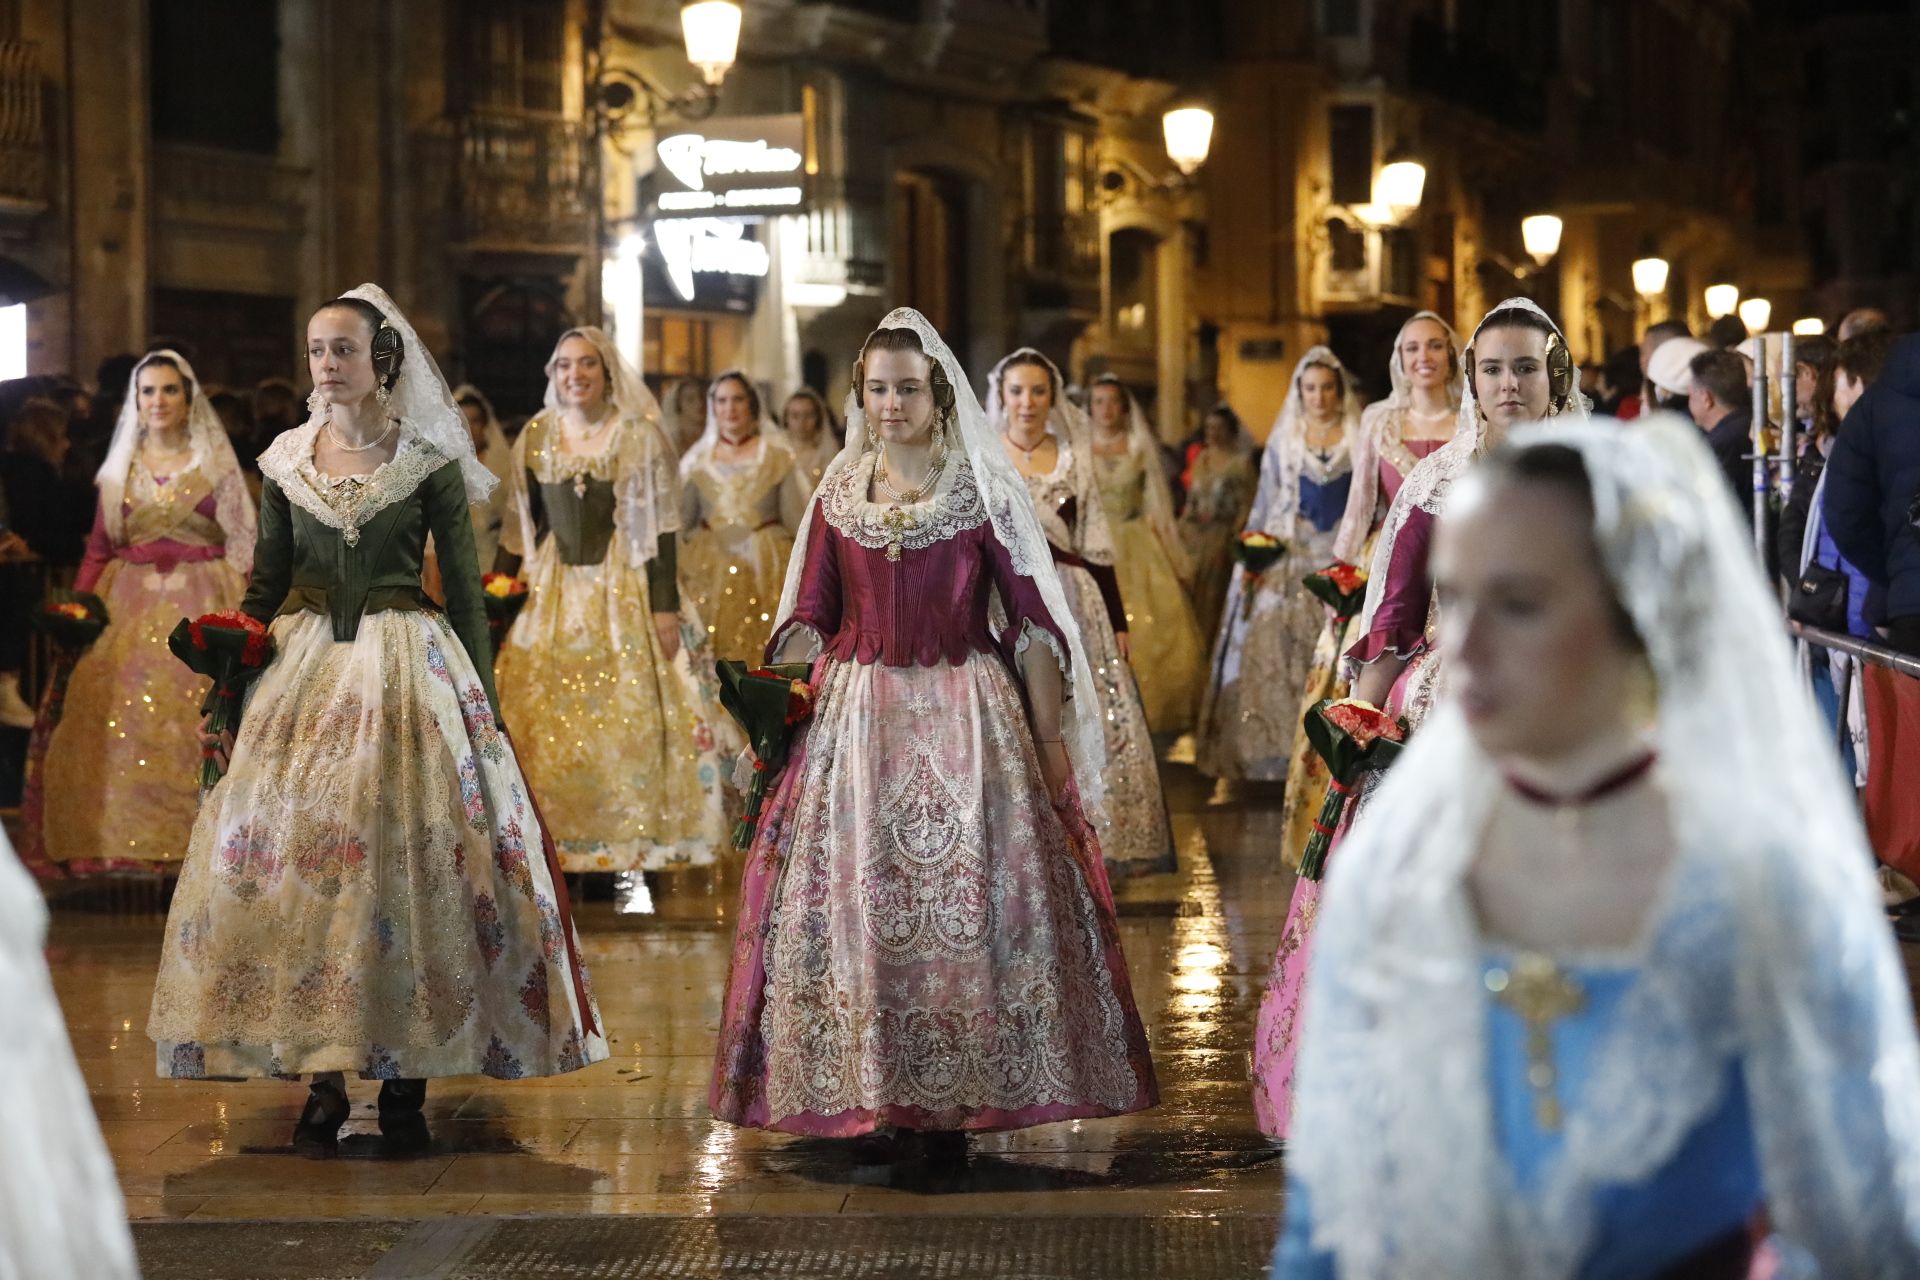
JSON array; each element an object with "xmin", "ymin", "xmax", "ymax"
[
  {"xmin": 0, "ymin": 39, "xmax": 49, "ymax": 215},
  {"xmin": 450, "ymin": 112, "xmax": 597, "ymax": 255}
]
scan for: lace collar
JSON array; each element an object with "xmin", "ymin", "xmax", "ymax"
[
  {"xmin": 819, "ymin": 450, "xmax": 988, "ymax": 555},
  {"xmin": 259, "ymin": 422, "xmax": 447, "ymax": 547}
]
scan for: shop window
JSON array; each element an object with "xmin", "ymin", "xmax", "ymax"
[
  {"xmin": 0, "ymin": 303, "xmax": 24, "ymax": 379},
  {"xmin": 1328, "ymin": 103, "xmax": 1375, "ymax": 207},
  {"xmin": 460, "ymin": 277, "xmax": 570, "ymax": 418},
  {"xmin": 151, "ymin": 1, "xmax": 279, "ymax": 154},
  {"xmin": 645, "ymin": 314, "xmax": 716, "ymax": 381},
  {"xmin": 150, "ymin": 288, "xmax": 296, "ymax": 387},
  {"xmin": 1109, "ymin": 228, "xmax": 1160, "ymax": 352},
  {"xmin": 894, "ymin": 168, "xmax": 969, "ymax": 340}
]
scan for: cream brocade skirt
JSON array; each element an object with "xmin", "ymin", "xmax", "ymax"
[
  {"xmin": 1060, "ymin": 563, "xmax": 1174, "ymax": 875},
  {"xmin": 42, "ymin": 556, "xmax": 245, "ymax": 869},
  {"xmin": 1109, "ymin": 518, "xmax": 1206, "ymax": 735},
  {"xmin": 680, "ymin": 522, "xmax": 794, "ymax": 663},
  {"xmin": 147, "ymin": 610, "xmax": 607, "ymax": 1080},
  {"xmin": 496, "ymin": 540, "xmax": 730, "ymax": 871}
]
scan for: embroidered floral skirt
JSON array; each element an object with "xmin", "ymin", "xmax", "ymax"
[
  {"xmin": 709, "ymin": 652, "xmax": 1159, "ymax": 1135},
  {"xmin": 497, "ymin": 542, "xmax": 732, "ymax": 872},
  {"xmin": 1109, "ymin": 518, "xmax": 1207, "ymax": 736},
  {"xmin": 24, "ymin": 555, "xmax": 244, "ymax": 878},
  {"xmin": 147, "ymin": 609, "xmax": 607, "ymax": 1081},
  {"xmin": 1196, "ymin": 537, "xmax": 1336, "ymax": 782},
  {"xmin": 1059, "ymin": 563, "xmax": 1175, "ymax": 876}
]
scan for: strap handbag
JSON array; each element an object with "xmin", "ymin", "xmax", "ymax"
[{"xmin": 1788, "ymin": 559, "xmax": 1850, "ymax": 630}]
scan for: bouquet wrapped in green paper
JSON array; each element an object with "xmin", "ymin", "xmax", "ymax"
[
  {"xmin": 1297, "ymin": 697, "xmax": 1408, "ymax": 881},
  {"xmin": 30, "ymin": 589, "xmax": 111, "ymax": 651},
  {"xmin": 716, "ymin": 660, "xmax": 816, "ymax": 849},
  {"xmin": 1301, "ymin": 561, "xmax": 1369, "ymax": 626},
  {"xmin": 167, "ymin": 611, "xmax": 276, "ymax": 787}
]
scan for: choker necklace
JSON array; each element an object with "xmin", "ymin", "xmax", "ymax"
[
  {"xmin": 1504, "ymin": 751, "xmax": 1657, "ymax": 809},
  {"xmin": 325, "ymin": 419, "xmax": 397, "ymax": 454},
  {"xmin": 1003, "ymin": 428, "xmax": 1049, "ymax": 465},
  {"xmin": 718, "ymin": 428, "xmax": 758, "ymax": 449}
]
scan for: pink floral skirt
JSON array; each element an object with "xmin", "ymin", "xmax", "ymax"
[{"xmin": 709, "ymin": 652, "xmax": 1158, "ymax": 1135}]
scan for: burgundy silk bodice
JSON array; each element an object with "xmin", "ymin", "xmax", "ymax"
[{"xmin": 772, "ymin": 456, "xmax": 1069, "ymax": 670}]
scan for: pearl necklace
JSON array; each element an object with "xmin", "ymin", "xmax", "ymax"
[{"xmin": 325, "ymin": 419, "xmax": 397, "ymax": 453}]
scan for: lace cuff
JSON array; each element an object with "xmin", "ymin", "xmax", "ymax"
[{"xmin": 1012, "ymin": 619, "xmax": 1070, "ymax": 687}]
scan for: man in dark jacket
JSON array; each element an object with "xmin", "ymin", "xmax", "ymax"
[
  {"xmin": 1686, "ymin": 348, "xmax": 1756, "ymax": 511},
  {"xmin": 1825, "ymin": 331, "xmax": 1920, "ymax": 654}
]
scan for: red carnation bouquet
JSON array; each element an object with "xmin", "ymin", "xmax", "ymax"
[
  {"xmin": 167, "ymin": 610, "xmax": 277, "ymax": 787},
  {"xmin": 715, "ymin": 660, "xmax": 816, "ymax": 850},
  {"xmin": 30, "ymin": 589, "xmax": 111, "ymax": 652},
  {"xmin": 1297, "ymin": 697, "xmax": 1408, "ymax": 881},
  {"xmin": 481, "ymin": 572, "xmax": 530, "ymax": 652},
  {"xmin": 1302, "ymin": 561, "xmax": 1369, "ymax": 626},
  {"xmin": 1232, "ymin": 531, "xmax": 1287, "ymax": 618}
]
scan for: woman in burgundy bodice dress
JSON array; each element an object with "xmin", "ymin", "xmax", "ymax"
[{"xmin": 708, "ymin": 309, "xmax": 1157, "ymax": 1165}]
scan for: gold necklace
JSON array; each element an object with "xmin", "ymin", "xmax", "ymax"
[{"xmin": 873, "ymin": 437, "xmax": 948, "ymax": 561}]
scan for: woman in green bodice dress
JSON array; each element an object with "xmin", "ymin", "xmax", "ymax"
[
  {"xmin": 495, "ymin": 327, "xmax": 731, "ymax": 873},
  {"xmin": 147, "ymin": 285, "xmax": 606, "ymax": 1157},
  {"xmin": 1087, "ymin": 375, "xmax": 1206, "ymax": 735}
]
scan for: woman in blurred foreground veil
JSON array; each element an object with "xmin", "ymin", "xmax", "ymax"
[
  {"xmin": 710, "ymin": 310, "xmax": 1156, "ymax": 1165},
  {"xmin": 1274, "ymin": 417, "xmax": 1920, "ymax": 1278},
  {"xmin": 1, "ymin": 828, "xmax": 139, "ymax": 1279}
]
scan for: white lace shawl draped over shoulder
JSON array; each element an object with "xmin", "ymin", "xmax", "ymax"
[
  {"xmin": 985, "ymin": 348, "xmax": 1117, "ymax": 569},
  {"xmin": 501, "ymin": 326, "xmax": 679, "ymax": 569},
  {"xmin": 770, "ymin": 309, "xmax": 1111, "ymax": 820},
  {"xmin": 95, "ymin": 348, "xmax": 256, "ymax": 575},
  {"xmin": 1331, "ymin": 312, "xmax": 1463, "ymax": 564},
  {"xmin": 1289, "ymin": 414, "xmax": 1920, "ymax": 1279},
  {"xmin": 1253, "ymin": 345, "xmax": 1361, "ymax": 545},
  {"xmin": 1108, "ymin": 383, "xmax": 1190, "ymax": 578},
  {"xmin": 1355, "ymin": 298, "xmax": 1589, "ymax": 644}
]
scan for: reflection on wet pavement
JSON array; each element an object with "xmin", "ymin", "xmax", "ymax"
[{"xmin": 48, "ymin": 758, "xmax": 1297, "ymax": 1225}]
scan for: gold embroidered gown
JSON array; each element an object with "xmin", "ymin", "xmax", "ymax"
[
  {"xmin": 495, "ymin": 413, "xmax": 731, "ymax": 872},
  {"xmin": 147, "ymin": 425, "xmax": 606, "ymax": 1080},
  {"xmin": 35, "ymin": 462, "xmax": 250, "ymax": 873},
  {"xmin": 679, "ymin": 436, "xmax": 808, "ymax": 662},
  {"xmin": 1093, "ymin": 440, "xmax": 1206, "ymax": 734}
]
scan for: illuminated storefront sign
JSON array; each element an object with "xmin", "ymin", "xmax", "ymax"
[
  {"xmin": 651, "ymin": 217, "xmax": 769, "ymax": 303},
  {"xmin": 648, "ymin": 113, "xmax": 809, "ymax": 215}
]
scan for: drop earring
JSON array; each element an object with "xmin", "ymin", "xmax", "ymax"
[{"xmin": 375, "ymin": 381, "xmax": 392, "ymax": 409}]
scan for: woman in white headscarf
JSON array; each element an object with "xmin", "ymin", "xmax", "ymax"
[
  {"xmin": 1251, "ymin": 299, "xmax": 1588, "ymax": 1140},
  {"xmin": 780, "ymin": 386, "xmax": 842, "ymax": 495},
  {"xmin": 709, "ymin": 310, "xmax": 1156, "ymax": 1164},
  {"xmin": 495, "ymin": 327, "xmax": 731, "ymax": 873},
  {"xmin": 1274, "ymin": 313, "xmax": 1462, "ymax": 867},
  {"xmin": 1275, "ymin": 416, "xmax": 1920, "ymax": 1277},
  {"xmin": 679, "ymin": 371, "xmax": 811, "ymax": 661},
  {"xmin": 1088, "ymin": 374, "xmax": 1207, "ymax": 735},
  {"xmin": 1196, "ymin": 347, "xmax": 1360, "ymax": 785},
  {"xmin": 993, "ymin": 348, "xmax": 1175, "ymax": 878},
  {"xmin": 148, "ymin": 285, "xmax": 606, "ymax": 1157},
  {"xmin": 23, "ymin": 349, "xmax": 254, "ymax": 879},
  {"xmin": 1, "ymin": 828, "xmax": 139, "ymax": 1279},
  {"xmin": 452, "ymin": 383, "xmax": 512, "ymax": 571}
]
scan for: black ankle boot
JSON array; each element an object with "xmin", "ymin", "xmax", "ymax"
[
  {"xmin": 377, "ymin": 1078, "xmax": 430, "ymax": 1155},
  {"xmin": 291, "ymin": 1080, "xmax": 349, "ymax": 1159}
]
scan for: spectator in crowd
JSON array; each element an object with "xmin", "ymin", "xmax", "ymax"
[
  {"xmin": 0, "ymin": 398, "xmax": 93, "ymax": 727},
  {"xmin": 1600, "ymin": 345, "xmax": 1644, "ymax": 418},
  {"xmin": 1686, "ymin": 347, "xmax": 1757, "ymax": 510},
  {"xmin": 70, "ymin": 354, "xmax": 139, "ymax": 484},
  {"xmin": 1790, "ymin": 334, "xmax": 1838, "ymax": 439},
  {"xmin": 1839, "ymin": 308, "xmax": 1891, "ymax": 341},
  {"xmin": 1646, "ymin": 334, "xmax": 1708, "ymax": 412},
  {"xmin": 1639, "ymin": 321, "xmax": 1695, "ymax": 413},
  {"xmin": 1706, "ymin": 314, "xmax": 1749, "ymax": 349},
  {"xmin": 1822, "ymin": 328, "xmax": 1916, "ymax": 653},
  {"xmin": 252, "ymin": 377, "xmax": 300, "ymax": 442}
]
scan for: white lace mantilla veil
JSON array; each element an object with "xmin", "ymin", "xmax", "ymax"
[
  {"xmin": 1354, "ymin": 298, "xmax": 1589, "ymax": 642},
  {"xmin": 507, "ymin": 326, "xmax": 678, "ymax": 570},
  {"xmin": 771, "ymin": 309, "xmax": 1111, "ymax": 818},
  {"xmin": 1332, "ymin": 311, "xmax": 1463, "ymax": 563},
  {"xmin": 1108, "ymin": 379, "xmax": 1191, "ymax": 578},
  {"xmin": 1290, "ymin": 413, "xmax": 1920, "ymax": 1278},
  {"xmin": 95, "ymin": 348, "xmax": 256, "ymax": 575},
  {"xmin": 984, "ymin": 347, "xmax": 1118, "ymax": 568},
  {"xmin": 1257, "ymin": 345, "xmax": 1361, "ymax": 542},
  {"xmin": 451, "ymin": 382, "xmax": 512, "ymax": 482},
  {"xmin": 679, "ymin": 369, "xmax": 793, "ymax": 481}
]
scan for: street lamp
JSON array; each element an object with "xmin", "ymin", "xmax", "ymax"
[
  {"xmin": 1162, "ymin": 106, "xmax": 1214, "ymax": 176},
  {"xmin": 1704, "ymin": 283, "xmax": 1740, "ymax": 319},
  {"xmin": 1792, "ymin": 316, "xmax": 1825, "ymax": 336},
  {"xmin": 681, "ymin": 1, "xmax": 742, "ymax": 86},
  {"xmin": 1520, "ymin": 214, "xmax": 1563, "ymax": 268},
  {"xmin": 1738, "ymin": 297, "xmax": 1773, "ymax": 334},
  {"xmin": 1632, "ymin": 253, "xmax": 1670, "ymax": 299},
  {"xmin": 1373, "ymin": 141, "xmax": 1426, "ymax": 224}
]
